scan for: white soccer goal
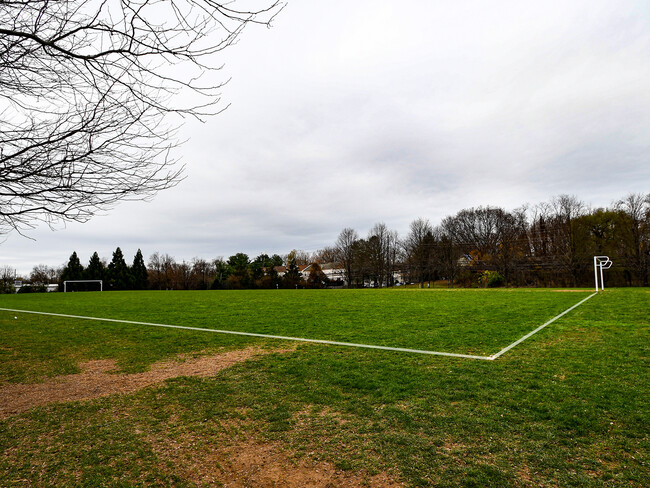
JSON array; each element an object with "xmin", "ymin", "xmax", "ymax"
[
  {"xmin": 63, "ymin": 280, "xmax": 103, "ymax": 292},
  {"xmin": 593, "ymin": 256, "xmax": 612, "ymax": 292}
]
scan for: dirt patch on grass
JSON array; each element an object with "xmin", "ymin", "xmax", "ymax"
[
  {"xmin": 223, "ymin": 442, "xmax": 404, "ymax": 488},
  {"xmin": 153, "ymin": 435, "xmax": 405, "ymax": 487},
  {"xmin": 145, "ymin": 405, "xmax": 404, "ymax": 487},
  {"xmin": 0, "ymin": 347, "xmax": 292, "ymax": 419}
]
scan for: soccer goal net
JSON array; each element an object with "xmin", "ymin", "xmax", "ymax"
[{"xmin": 63, "ymin": 280, "xmax": 103, "ymax": 292}]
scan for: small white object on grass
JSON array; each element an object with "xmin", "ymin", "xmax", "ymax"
[{"xmin": 14, "ymin": 316, "xmax": 17, "ymax": 319}]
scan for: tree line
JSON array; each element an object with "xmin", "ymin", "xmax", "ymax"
[
  {"xmin": 19, "ymin": 249, "xmax": 332, "ymax": 292},
  {"xmin": 25, "ymin": 248, "xmax": 148, "ymax": 292},
  {"xmin": 7, "ymin": 192, "xmax": 650, "ymax": 292},
  {"xmin": 330, "ymin": 193, "xmax": 649, "ymax": 288}
]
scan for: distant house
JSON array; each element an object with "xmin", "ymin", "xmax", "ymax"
[
  {"xmin": 318, "ymin": 263, "xmax": 344, "ymax": 283},
  {"xmin": 391, "ymin": 269, "xmax": 404, "ymax": 285},
  {"xmin": 458, "ymin": 254, "xmax": 473, "ymax": 267},
  {"xmin": 272, "ymin": 264, "xmax": 313, "ymax": 277},
  {"xmin": 270, "ymin": 263, "xmax": 347, "ymax": 287}
]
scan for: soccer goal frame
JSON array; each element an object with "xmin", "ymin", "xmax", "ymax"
[
  {"xmin": 593, "ymin": 256, "xmax": 612, "ymax": 292},
  {"xmin": 63, "ymin": 280, "xmax": 103, "ymax": 292}
]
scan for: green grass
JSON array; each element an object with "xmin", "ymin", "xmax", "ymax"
[
  {"xmin": 1, "ymin": 288, "xmax": 648, "ymax": 487},
  {"xmin": 0, "ymin": 288, "xmax": 593, "ymax": 372}
]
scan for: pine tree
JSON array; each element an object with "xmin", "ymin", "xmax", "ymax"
[
  {"xmin": 263, "ymin": 265, "xmax": 281, "ymax": 289},
  {"xmin": 85, "ymin": 252, "xmax": 105, "ymax": 281},
  {"xmin": 307, "ymin": 263, "xmax": 328, "ymax": 288},
  {"xmin": 106, "ymin": 247, "xmax": 131, "ymax": 290},
  {"xmin": 131, "ymin": 249, "xmax": 148, "ymax": 290},
  {"xmin": 61, "ymin": 251, "xmax": 84, "ymax": 282},
  {"xmin": 283, "ymin": 256, "xmax": 303, "ymax": 288},
  {"xmin": 226, "ymin": 253, "xmax": 250, "ymax": 289}
]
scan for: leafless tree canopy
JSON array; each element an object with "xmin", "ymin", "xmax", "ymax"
[
  {"xmin": 335, "ymin": 227, "xmax": 358, "ymax": 285},
  {"xmin": 0, "ymin": 0, "xmax": 282, "ymax": 234}
]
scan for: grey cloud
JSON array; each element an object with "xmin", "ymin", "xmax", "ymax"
[{"xmin": 3, "ymin": 0, "xmax": 650, "ymax": 275}]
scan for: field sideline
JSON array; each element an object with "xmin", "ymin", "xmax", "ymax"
[
  {"xmin": 0, "ymin": 288, "xmax": 596, "ymax": 359},
  {"xmin": 1, "ymin": 288, "xmax": 648, "ymax": 486},
  {"xmin": 0, "ymin": 289, "xmax": 597, "ymax": 361}
]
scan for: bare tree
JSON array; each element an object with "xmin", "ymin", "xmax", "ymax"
[
  {"xmin": 443, "ymin": 207, "xmax": 501, "ymax": 263},
  {"xmin": 0, "ymin": 0, "xmax": 283, "ymax": 234},
  {"xmin": 527, "ymin": 202, "xmax": 553, "ymax": 259},
  {"xmin": 432, "ymin": 224, "xmax": 462, "ymax": 287},
  {"xmin": 286, "ymin": 249, "xmax": 311, "ymax": 266},
  {"xmin": 312, "ymin": 246, "xmax": 340, "ymax": 264},
  {"xmin": 147, "ymin": 252, "xmax": 162, "ymax": 290},
  {"xmin": 366, "ymin": 224, "xmax": 386, "ymax": 286},
  {"xmin": 616, "ymin": 193, "xmax": 650, "ymax": 286},
  {"xmin": 147, "ymin": 251, "xmax": 176, "ymax": 290},
  {"xmin": 387, "ymin": 228, "xmax": 401, "ymax": 286},
  {"xmin": 490, "ymin": 206, "xmax": 528, "ymax": 285},
  {"xmin": 173, "ymin": 260, "xmax": 193, "ymax": 290},
  {"xmin": 160, "ymin": 253, "xmax": 177, "ymax": 290},
  {"xmin": 190, "ymin": 258, "xmax": 212, "ymax": 289},
  {"xmin": 550, "ymin": 195, "xmax": 587, "ymax": 286},
  {"xmin": 0, "ymin": 265, "xmax": 16, "ymax": 293},
  {"xmin": 335, "ymin": 227, "xmax": 359, "ymax": 287},
  {"xmin": 367, "ymin": 222, "xmax": 399, "ymax": 287},
  {"xmin": 30, "ymin": 264, "xmax": 58, "ymax": 286},
  {"xmin": 403, "ymin": 218, "xmax": 434, "ymax": 286},
  {"xmin": 442, "ymin": 206, "xmax": 529, "ymax": 285}
]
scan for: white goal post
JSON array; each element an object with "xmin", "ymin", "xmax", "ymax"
[
  {"xmin": 593, "ymin": 256, "xmax": 612, "ymax": 292},
  {"xmin": 63, "ymin": 280, "xmax": 103, "ymax": 292}
]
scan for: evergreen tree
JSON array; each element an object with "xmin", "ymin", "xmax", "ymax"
[
  {"xmin": 211, "ymin": 258, "xmax": 230, "ymax": 289},
  {"xmin": 226, "ymin": 253, "xmax": 250, "ymax": 289},
  {"xmin": 85, "ymin": 252, "xmax": 105, "ymax": 280},
  {"xmin": 61, "ymin": 251, "xmax": 84, "ymax": 282},
  {"xmin": 306, "ymin": 263, "xmax": 328, "ymax": 288},
  {"xmin": 131, "ymin": 249, "xmax": 149, "ymax": 290},
  {"xmin": 251, "ymin": 253, "xmax": 271, "ymax": 287},
  {"xmin": 283, "ymin": 256, "xmax": 303, "ymax": 288},
  {"xmin": 270, "ymin": 254, "xmax": 284, "ymax": 267},
  {"xmin": 106, "ymin": 247, "xmax": 131, "ymax": 290},
  {"xmin": 263, "ymin": 265, "xmax": 281, "ymax": 289}
]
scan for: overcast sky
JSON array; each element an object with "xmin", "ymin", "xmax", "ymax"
[{"xmin": 2, "ymin": 0, "xmax": 650, "ymax": 275}]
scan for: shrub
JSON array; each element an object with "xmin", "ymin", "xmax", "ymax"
[{"xmin": 479, "ymin": 271, "xmax": 505, "ymax": 288}]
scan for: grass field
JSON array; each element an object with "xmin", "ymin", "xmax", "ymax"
[
  {"xmin": 0, "ymin": 288, "xmax": 596, "ymax": 369},
  {"xmin": 0, "ymin": 288, "xmax": 648, "ymax": 486}
]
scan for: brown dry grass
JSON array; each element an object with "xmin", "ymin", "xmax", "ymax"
[
  {"xmin": 0, "ymin": 346, "xmax": 408, "ymax": 486},
  {"xmin": 0, "ymin": 346, "xmax": 292, "ymax": 419},
  {"xmin": 150, "ymin": 432, "xmax": 405, "ymax": 488}
]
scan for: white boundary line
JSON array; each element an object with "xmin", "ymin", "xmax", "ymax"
[
  {"xmin": 489, "ymin": 292, "xmax": 597, "ymax": 359},
  {"xmin": 0, "ymin": 293, "xmax": 597, "ymax": 361},
  {"xmin": 0, "ymin": 307, "xmax": 491, "ymax": 360}
]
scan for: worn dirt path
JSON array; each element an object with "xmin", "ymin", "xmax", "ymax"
[{"xmin": 0, "ymin": 347, "xmax": 287, "ymax": 418}]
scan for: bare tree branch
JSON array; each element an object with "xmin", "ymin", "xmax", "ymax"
[{"xmin": 0, "ymin": 0, "xmax": 284, "ymax": 234}]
